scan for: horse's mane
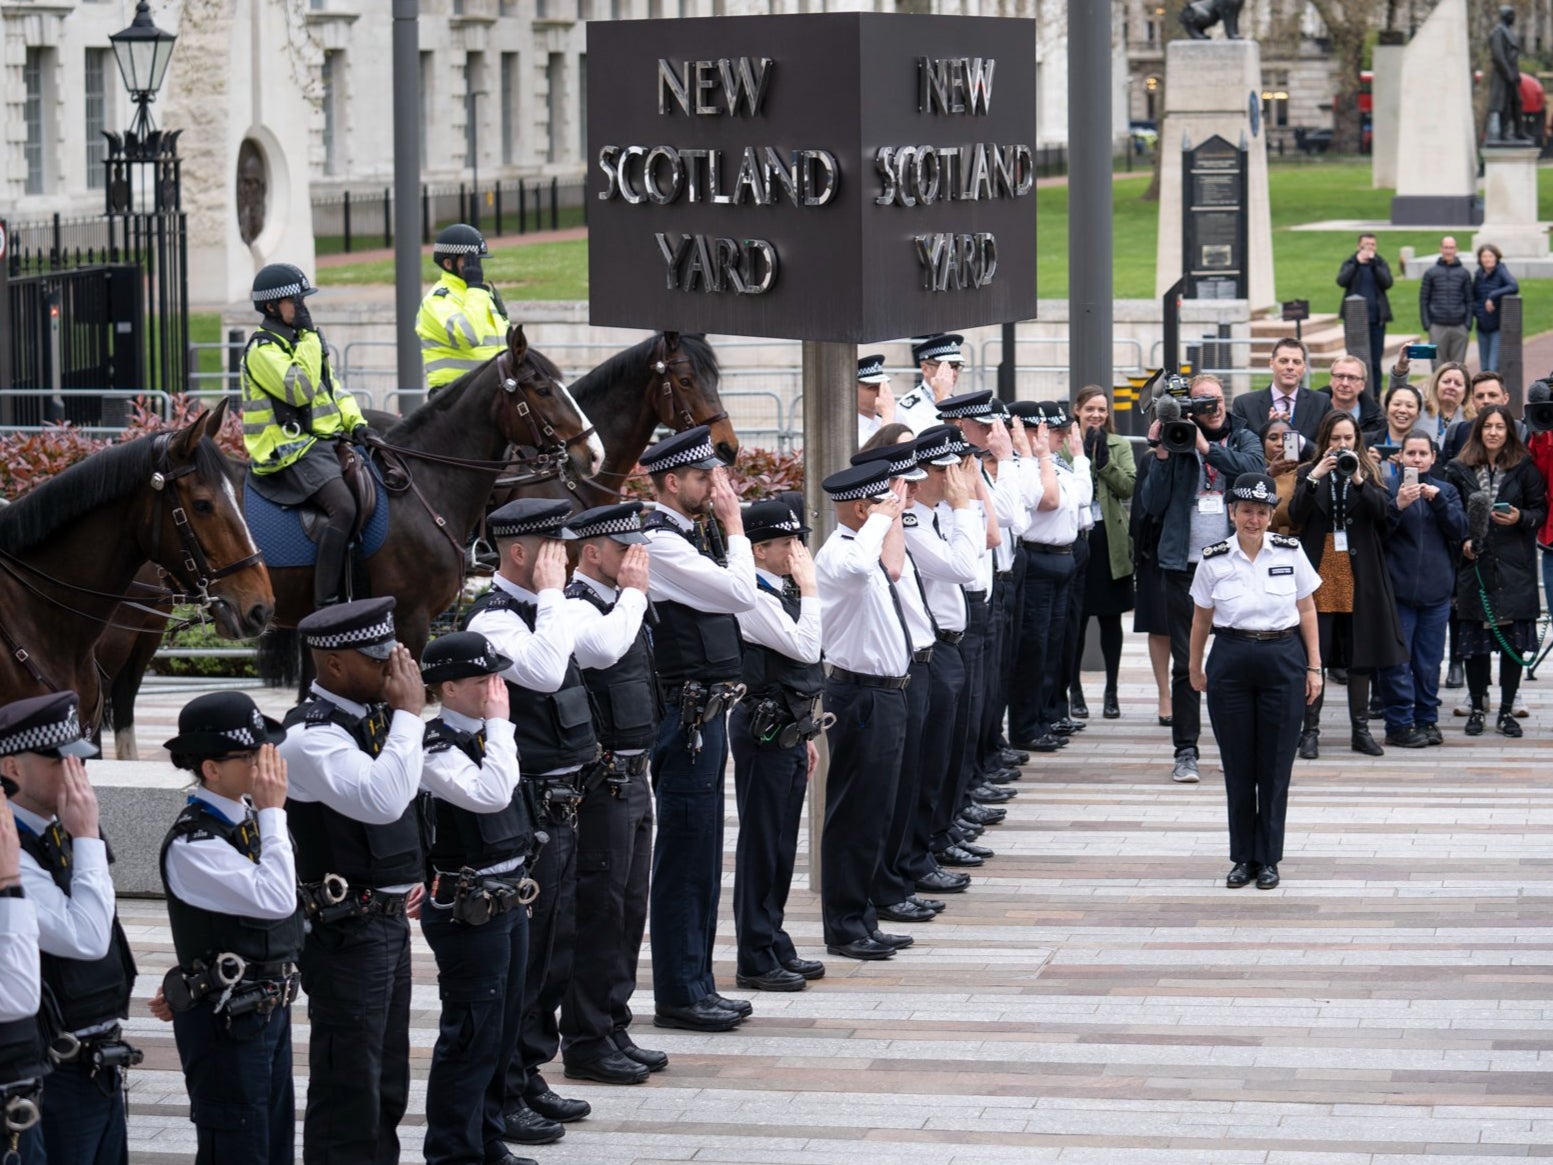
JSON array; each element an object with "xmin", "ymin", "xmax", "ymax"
[
  {"xmin": 388, "ymin": 345, "xmax": 568, "ymax": 442},
  {"xmin": 0, "ymin": 432, "xmax": 228, "ymax": 555},
  {"xmin": 569, "ymin": 333, "xmax": 721, "ymax": 412}
]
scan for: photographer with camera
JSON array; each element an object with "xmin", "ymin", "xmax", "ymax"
[
  {"xmin": 1139, "ymin": 374, "xmax": 1265, "ymax": 783},
  {"xmin": 1289, "ymin": 412, "xmax": 1409, "ymax": 758},
  {"xmin": 1442, "ymin": 406, "xmax": 1548, "ymax": 737}
]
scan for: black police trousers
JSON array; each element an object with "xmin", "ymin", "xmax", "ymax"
[
  {"xmin": 561, "ymin": 768, "xmax": 653, "ymax": 1066},
  {"xmin": 820, "ymin": 676, "xmax": 907, "ymax": 946},
  {"xmin": 506, "ymin": 793, "xmax": 577, "ymax": 1105},
  {"xmin": 173, "ymin": 998, "xmax": 294, "ymax": 1165},
  {"xmin": 422, "ymin": 896, "xmax": 527, "ymax": 1164},
  {"xmin": 39, "ymin": 1058, "xmax": 127, "ymax": 1165},
  {"xmin": 1206, "ymin": 632, "xmax": 1307, "ymax": 866},
  {"xmin": 1009, "ymin": 548, "xmax": 1075, "ymax": 741},
  {"xmin": 872, "ymin": 655, "xmax": 934, "ymax": 905},
  {"xmin": 299, "ymin": 912, "xmax": 411, "ymax": 1165},
  {"xmin": 729, "ymin": 704, "xmax": 809, "ymax": 975},
  {"xmin": 945, "ymin": 596, "xmax": 991, "ymax": 826}
]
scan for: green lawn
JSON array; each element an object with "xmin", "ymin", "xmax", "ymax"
[{"xmin": 324, "ymin": 238, "xmax": 588, "ymax": 300}]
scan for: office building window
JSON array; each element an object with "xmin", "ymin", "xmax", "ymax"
[
  {"xmin": 546, "ymin": 53, "xmax": 563, "ymax": 163},
  {"xmin": 501, "ymin": 53, "xmax": 517, "ymax": 165},
  {"xmin": 24, "ymin": 49, "xmax": 47, "ymax": 195},
  {"xmin": 86, "ymin": 48, "xmax": 109, "ymax": 189}
]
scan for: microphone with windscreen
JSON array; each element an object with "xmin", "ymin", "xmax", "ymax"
[
  {"xmin": 1467, "ymin": 490, "xmax": 1492, "ymax": 556},
  {"xmin": 1526, "ymin": 377, "xmax": 1553, "ymax": 433}
]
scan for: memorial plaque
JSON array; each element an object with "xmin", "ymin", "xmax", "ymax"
[
  {"xmin": 586, "ymin": 13, "xmax": 1039, "ymax": 342},
  {"xmin": 1181, "ymin": 134, "xmax": 1248, "ymax": 300}
]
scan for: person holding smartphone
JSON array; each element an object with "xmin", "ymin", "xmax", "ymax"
[
  {"xmin": 1260, "ymin": 417, "xmax": 1308, "ymax": 535},
  {"xmin": 1442, "ymin": 406, "xmax": 1548, "ymax": 736},
  {"xmin": 1377, "ymin": 432, "xmax": 1468, "ymax": 747},
  {"xmin": 1370, "ymin": 385, "xmax": 1427, "ymax": 490}
]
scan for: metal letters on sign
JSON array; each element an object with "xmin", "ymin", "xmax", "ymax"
[
  {"xmin": 586, "ymin": 13, "xmax": 1039, "ymax": 342},
  {"xmin": 1181, "ymin": 134, "xmax": 1248, "ymax": 301}
]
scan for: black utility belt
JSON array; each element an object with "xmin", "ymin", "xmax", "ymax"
[
  {"xmin": 747, "ymin": 692, "xmax": 834, "ymax": 750},
  {"xmin": 995, "ymin": 570, "xmax": 1015, "ymax": 581},
  {"xmin": 824, "ymin": 664, "xmax": 910, "ymax": 690},
  {"xmin": 664, "ymin": 679, "xmax": 746, "ymax": 722},
  {"xmin": 602, "ymin": 751, "xmax": 650, "ymax": 776},
  {"xmin": 299, "ymin": 875, "xmax": 408, "ymax": 924},
  {"xmin": 429, "ymin": 866, "xmax": 539, "ymax": 927},
  {"xmin": 1214, "ymin": 626, "xmax": 1297, "ymax": 642},
  {"xmin": 965, "ymin": 589, "xmax": 988, "ymax": 602},
  {"xmin": 49, "ymin": 1024, "xmax": 143, "ymax": 1074},
  {"xmin": 530, "ymin": 773, "xmax": 585, "ymax": 806},
  {"xmin": 162, "ymin": 955, "xmax": 300, "ymax": 1021},
  {"xmin": 935, "ymin": 629, "xmax": 966, "ymax": 646},
  {"xmin": 1022, "ymin": 541, "xmax": 1074, "ymax": 555},
  {"xmin": 912, "ymin": 647, "xmax": 934, "ymax": 663}
]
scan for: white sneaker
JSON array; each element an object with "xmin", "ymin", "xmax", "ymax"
[
  {"xmin": 1171, "ymin": 754, "xmax": 1200, "ymax": 783},
  {"xmin": 1514, "ymin": 704, "xmax": 1529, "ymax": 719},
  {"xmin": 1453, "ymin": 703, "xmax": 1472, "ymax": 717}
]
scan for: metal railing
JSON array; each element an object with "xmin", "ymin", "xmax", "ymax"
[{"xmin": 311, "ymin": 176, "xmax": 589, "ymax": 252}]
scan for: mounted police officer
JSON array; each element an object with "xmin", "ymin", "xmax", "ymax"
[
  {"xmin": 416, "ymin": 632, "xmax": 552, "ymax": 1164},
  {"xmin": 0, "ymin": 774, "xmax": 45, "ymax": 1165},
  {"xmin": 558, "ymin": 503, "xmax": 669, "ymax": 1083},
  {"xmin": 460, "ymin": 499, "xmax": 598, "ymax": 1132},
  {"xmin": 241, "ymin": 262, "xmax": 375, "ymax": 610},
  {"xmin": 417, "ymin": 224, "xmax": 512, "ymax": 393},
  {"xmin": 0, "ymin": 691, "xmax": 137, "ymax": 1165},
  {"xmin": 280, "ymin": 596, "xmax": 426, "ymax": 1165},
  {"xmin": 158, "ymin": 693, "xmax": 301, "ymax": 1165}
]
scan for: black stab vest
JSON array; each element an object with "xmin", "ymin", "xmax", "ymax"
[
  {"xmin": 461, "ymin": 588, "xmax": 599, "ymax": 772},
  {"xmin": 17, "ymin": 826, "xmax": 136, "ymax": 1033},
  {"xmin": 0, "ymin": 1014, "xmax": 46, "ymax": 1087},
  {"xmin": 158, "ymin": 800, "xmax": 305, "ymax": 970},
  {"xmin": 282, "ymin": 698, "xmax": 423, "ymax": 886},
  {"xmin": 563, "ymin": 579, "xmax": 662, "ymax": 750},
  {"xmin": 741, "ymin": 579, "xmax": 824, "ymax": 700},
  {"xmin": 419, "ymin": 717, "xmax": 535, "ymax": 876},
  {"xmin": 640, "ymin": 511, "xmax": 743, "ymax": 685}
]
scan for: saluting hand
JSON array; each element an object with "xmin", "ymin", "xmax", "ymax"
[
  {"xmin": 709, "ymin": 468, "xmax": 745, "ymax": 535},
  {"xmin": 876, "ymin": 381, "xmax": 897, "ymax": 424},
  {"xmin": 616, "ymin": 543, "xmax": 651, "ymax": 594},
  {"xmin": 943, "ymin": 462, "xmax": 973, "ymax": 509},
  {"xmin": 480, "ymin": 673, "xmax": 510, "ymax": 722},
  {"xmin": 788, "ymin": 542, "xmax": 817, "ymax": 596},
  {"xmin": 873, "ymin": 493, "xmax": 905, "ymax": 522},
  {"xmin": 985, "ymin": 417, "xmax": 1013, "ymax": 461},
  {"xmin": 250, "ymin": 744, "xmax": 287, "ymax": 812},
  {"xmin": 0, "ymin": 788, "xmax": 21, "ymax": 890},
  {"xmin": 55, "ymin": 755, "xmax": 99, "ymax": 840},
  {"xmin": 382, "ymin": 645, "xmax": 426, "ymax": 716},
  {"xmin": 532, "ymin": 540, "xmax": 569, "ymax": 592},
  {"xmin": 1009, "ymin": 415, "xmax": 1033, "ymax": 458}
]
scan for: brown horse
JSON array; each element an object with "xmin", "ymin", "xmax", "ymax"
[
  {"xmin": 99, "ymin": 326, "xmax": 596, "ymax": 754},
  {"xmin": 0, "ymin": 401, "xmax": 273, "ymax": 728}
]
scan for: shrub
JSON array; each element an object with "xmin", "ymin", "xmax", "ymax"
[
  {"xmin": 618, "ymin": 445, "xmax": 804, "ymax": 502},
  {"xmin": 147, "ymin": 614, "xmax": 259, "ymax": 679}
]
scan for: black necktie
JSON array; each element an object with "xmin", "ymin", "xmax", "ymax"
[
  {"xmin": 880, "ymin": 562, "xmax": 915, "ymax": 668},
  {"xmin": 905, "ymin": 548, "xmax": 940, "ymax": 635}
]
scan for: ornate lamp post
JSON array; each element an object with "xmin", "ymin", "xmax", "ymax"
[{"xmin": 105, "ymin": 1, "xmax": 181, "ymax": 214}]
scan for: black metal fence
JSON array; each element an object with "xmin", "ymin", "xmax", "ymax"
[{"xmin": 311, "ymin": 177, "xmax": 589, "ymax": 253}]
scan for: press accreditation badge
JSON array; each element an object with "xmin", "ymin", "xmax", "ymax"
[
  {"xmin": 1333, "ymin": 531, "xmax": 1349, "ymax": 553},
  {"xmin": 1196, "ymin": 494, "xmax": 1224, "ymax": 515},
  {"xmin": 1089, "ymin": 501, "xmax": 1102, "ymax": 522}
]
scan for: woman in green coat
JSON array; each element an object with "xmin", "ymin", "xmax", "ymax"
[{"xmin": 1071, "ymin": 386, "xmax": 1138, "ymax": 719}]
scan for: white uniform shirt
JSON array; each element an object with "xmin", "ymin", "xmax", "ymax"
[
  {"xmin": 894, "ymin": 384, "xmax": 945, "ymax": 435},
  {"xmin": 466, "ymin": 574, "xmax": 575, "ymax": 694},
  {"xmin": 642, "ymin": 507, "xmax": 757, "ymax": 615},
  {"xmin": 0, "ymin": 895, "xmax": 41, "ymax": 1022},
  {"xmin": 815, "ymin": 513, "xmax": 913, "ymax": 677},
  {"xmin": 902, "ymin": 502, "xmax": 981, "ymax": 632},
  {"xmin": 565, "ymin": 570, "xmax": 651, "ymax": 759},
  {"xmin": 984, "ymin": 457, "xmax": 1040, "ymax": 573},
  {"xmin": 162, "ymin": 788, "xmax": 298, "ymax": 920},
  {"xmin": 738, "ymin": 569, "xmax": 822, "ymax": 663},
  {"xmin": 421, "ymin": 707, "xmax": 524, "ymax": 875},
  {"xmin": 896, "ymin": 549, "xmax": 937, "ymax": 650},
  {"xmin": 858, "ymin": 411, "xmax": 884, "ymax": 444},
  {"xmin": 1021, "ymin": 453, "xmax": 1090, "ymax": 546},
  {"xmin": 11, "ymin": 803, "xmax": 114, "ymax": 962},
  {"xmin": 1189, "ymin": 533, "xmax": 1321, "ymax": 631}
]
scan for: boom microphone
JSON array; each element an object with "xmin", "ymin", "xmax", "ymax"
[
  {"xmin": 1467, "ymin": 489, "xmax": 1492, "ymax": 553},
  {"xmin": 1155, "ymin": 394, "xmax": 1183, "ymax": 424},
  {"xmin": 1527, "ymin": 378, "xmax": 1553, "ymax": 433}
]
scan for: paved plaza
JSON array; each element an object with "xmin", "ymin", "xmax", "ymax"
[{"xmin": 112, "ymin": 639, "xmax": 1553, "ymax": 1164}]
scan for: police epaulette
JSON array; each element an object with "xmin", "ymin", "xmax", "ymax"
[
  {"xmin": 899, "ymin": 393, "xmax": 922, "ymax": 409},
  {"xmin": 1270, "ymin": 533, "xmax": 1300, "ymax": 549},
  {"xmin": 433, "ymin": 286, "xmax": 451, "ymax": 297},
  {"xmin": 1201, "ymin": 540, "xmax": 1231, "ymax": 558},
  {"xmin": 422, "ymin": 719, "xmax": 457, "ymax": 754},
  {"xmin": 901, "ymin": 513, "xmax": 919, "ymax": 527}
]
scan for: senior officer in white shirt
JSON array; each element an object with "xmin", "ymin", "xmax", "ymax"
[
  {"xmin": 857, "ymin": 354, "xmax": 896, "ymax": 443},
  {"xmin": 1189, "ymin": 472, "xmax": 1323, "ymax": 892},
  {"xmin": 895, "ymin": 334, "xmax": 968, "ymax": 435}
]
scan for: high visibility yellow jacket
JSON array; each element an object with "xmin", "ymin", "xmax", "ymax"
[
  {"xmin": 241, "ymin": 323, "xmax": 366, "ymax": 474},
  {"xmin": 415, "ymin": 271, "xmax": 510, "ymax": 390}
]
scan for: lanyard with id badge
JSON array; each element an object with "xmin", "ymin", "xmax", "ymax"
[{"xmin": 1197, "ymin": 457, "xmax": 1225, "ymax": 517}]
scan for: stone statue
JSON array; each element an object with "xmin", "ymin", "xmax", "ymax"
[
  {"xmin": 1179, "ymin": 0, "xmax": 1244, "ymax": 40},
  {"xmin": 1488, "ymin": 5, "xmax": 1529, "ymax": 143},
  {"xmin": 236, "ymin": 140, "xmax": 268, "ymax": 244}
]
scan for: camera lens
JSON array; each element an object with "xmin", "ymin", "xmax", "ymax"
[{"xmin": 1334, "ymin": 450, "xmax": 1360, "ymax": 477}]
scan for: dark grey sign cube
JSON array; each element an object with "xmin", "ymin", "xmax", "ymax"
[{"xmin": 586, "ymin": 13, "xmax": 1038, "ymax": 343}]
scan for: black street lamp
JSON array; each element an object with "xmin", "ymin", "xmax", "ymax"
[{"xmin": 109, "ymin": 1, "xmax": 178, "ymax": 152}]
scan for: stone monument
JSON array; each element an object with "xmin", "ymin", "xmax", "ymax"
[
  {"xmin": 162, "ymin": 0, "xmax": 318, "ymax": 306},
  {"xmin": 1390, "ymin": 0, "xmax": 1479, "ymax": 225},
  {"xmin": 1472, "ymin": 144, "xmax": 1550, "ymax": 273},
  {"xmin": 1369, "ymin": 31, "xmax": 1404, "ymax": 190},
  {"xmin": 1154, "ymin": 38, "xmax": 1274, "ymax": 311}
]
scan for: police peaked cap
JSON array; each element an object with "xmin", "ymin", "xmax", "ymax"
[
  {"xmin": 851, "ymin": 442, "xmax": 928, "ymax": 482},
  {"xmin": 914, "ymin": 424, "xmax": 976, "ymax": 466},
  {"xmin": 857, "ymin": 354, "xmax": 890, "ymax": 384},
  {"xmin": 298, "ymin": 596, "xmax": 399, "ymax": 660},
  {"xmin": 936, "ymin": 389, "xmax": 997, "ymax": 420},
  {"xmin": 1228, "ymin": 472, "xmax": 1279, "ymax": 504},
  {"xmin": 1036, "ymin": 400, "xmax": 1071, "ymax": 427},
  {"xmin": 639, "ymin": 425, "xmax": 722, "ymax": 474},
  {"xmin": 488, "ymin": 498, "xmax": 574, "ymax": 540},
  {"xmin": 420, "ymin": 631, "xmax": 513, "ymax": 685},
  {"xmin": 1006, "ymin": 400, "xmax": 1044, "ymax": 428},
  {"xmin": 0, "ymin": 692, "xmax": 99, "ymax": 760},
  {"xmin": 743, "ymin": 500, "xmax": 810, "ymax": 545},
  {"xmin": 822, "ymin": 461, "xmax": 895, "ymax": 502},
  {"xmin": 163, "ymin": 692, "xmax": 286, "ymax": 758},
  {"xmin": 562, "ymin": 501, "xmax": 649, "ymax": 544},
  {"xmin": 911, "ymin": 334, "xmax": 966, "ymax": 365}
]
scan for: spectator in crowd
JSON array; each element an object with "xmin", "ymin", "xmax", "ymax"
[
  {"xmin": 1419, "ymin": 235, "xmax": 1473, "ymax": 365},
  {"xmin": 1289, "ymin": 411, "xmax": 1409, "ymax": 758},
  {"xmin": 1129, "ymin": 455, "xmax": 1176, "ymax": 727},
  {"xmin": 1317, "ymin": 355, "xmax": 1385, "ymax": 440},
  {"xmin": 1442, "ymin": 406, "xmax": 1547, "ymax": 737},
  {"xmin": 1070, "ymin": 387, "xmax": 1136, "ymax": 720},
  {"xmin": 1261, "ymin": 417, "xmax": 1307, "ymax": 535},
  {"xmin": 1371, "ymin": 384, "xmax": 1427, "ymax": 489},
  {"xmin": 1529, "ymin": 421, "xmax": 1553, "ymax": 613},
  {"xmin": 1231, "ymin": 338, "xmax": 1331, "ymax": 446},
  {"xmin": 1424, "ymin": 361, "xmax": 1473, "ymax": 442},
  {"xmin": 1472, "ymin": 244, "xmax": 1519, "ymax": 374},
  {"xmin": 1442, "ymin": 372, "xmax": 1523, "ymax": 464},
  {"xmin": 1377, "ymin": 431, "xmax": 1468, "ymax": 748},
  {"xmin": 1336, "ymin": 233, "xmax": 1394, "ymax": 383}
]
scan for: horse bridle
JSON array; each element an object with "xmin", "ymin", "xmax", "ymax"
[
  {"xmin": 494, "ymin": 348, "xmax": 598, "ymax": 494},
  {"xmin": 146, "ymin": 433, "xmax": 265, "ymax": 607},
  {"xmin": 650, "ymin": 335, "xmax": 728, "ymax": 433}
]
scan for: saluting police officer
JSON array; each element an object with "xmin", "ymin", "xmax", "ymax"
[
  {"xmin": 895, "ymin": 334, "xmax": 967, "ymax": 435},
  {"xmin": 0, "ymin": 692, "xmax": 136, "ymax": 1165},
  {"xmin": 730, "ymin": 501, "xmax": 826, "ymax": 991},
  {"xmin": 416, "ymin": 632, "xmax": 551, "ymax": 1163},
  {"xmin": 639, "ymin": 427, "xmax": 758, "ymax": 1031},
  {"xmin": 557, "ymin": 503, "xmax": 668, "ymax": 1084},
  {"xmin": 1189, "ymin": 473, "xmax": 1324, "ymax": 891},
  {"xmin": 0, "ymin": 776, "xmax": 45, "ymax": 1165},
  {"xmin": 159, "ymin": 693, "xmax": 302, "ymax": 1165},
  {"xmin": 459, "ymin": 499, "xmax": 597, "ymax": 1127},
  {"xmin": 281, "ymin": 597, "xmax": 425, "ymax": 1165}
]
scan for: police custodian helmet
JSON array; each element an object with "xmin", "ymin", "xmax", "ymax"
[
  {"xmin": 433, "ymin": 223, "xmax": 490, "ymax": 264},
  {"xmin": 251, "ymin": 263, "xmax": 318, "ymax": 312}
]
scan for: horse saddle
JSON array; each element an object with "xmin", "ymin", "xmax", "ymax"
[
  {"xmin": 335, "ymin": 443, "xmax": 379, "ymax": 538},
  {"xmin": 243, "ymin": 458, "xmax": 392, "ymax": 570}
]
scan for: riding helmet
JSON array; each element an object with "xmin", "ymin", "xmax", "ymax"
[
  {"xmin": 433, "ymin": 223, "xmax": 490, "ymax": 267},
  {"xmin": 251, "ymin": 263, "xmax": 318, "ymax": 313}
]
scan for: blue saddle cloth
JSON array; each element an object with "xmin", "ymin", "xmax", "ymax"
[{"xmin": 243, "ymin": 461, "xmax": 391, "ymax": 569}]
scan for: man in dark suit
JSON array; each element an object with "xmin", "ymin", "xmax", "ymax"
[{"xmin": 1230, "ymin": 338, "xmax": 1332, "ymax": 446}]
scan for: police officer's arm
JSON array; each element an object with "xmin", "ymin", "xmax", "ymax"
[
  {"xmin": 247, "ymin": 328, "xmax": 326, "ymax": 408},
  {"xmin": 462, "ymin": 284, "xmax": 512, "ymax": 347},
  {"xmin": 567, "ymin": 589, "xmax": 648, "ymax": 670},
  {"xmin": 1187, "ymin": 599, "xmax": 1215, "ymax": 692},
  {"xmin": 1068, "ymin": 451, "xmax": 1095, "ymax": 508},
  {"xmin": 737, "ymin": 590, "xmax": 822, "ymax": 664},
  {"xmin": 18, "ymin": 843, "xmax": 114, "ymax": 961},
  {"xmin": 420, "ymin": 719, "xmax": 521, "ymax": 812},
  {"xmin": 1205, "ymin": 427, "xmax": 1267, "ymax": 478},
  {"xmin": 281, "ymin": 714, "xmax": 425, "ymax": 826},
  {"xmin": 644, "ymin": 528, "xmax": 758, "ymax": 613},
  {"xmin": 467, "ymin": 589, "xmax": 576, "ymax": 694},
  {"xmin": 0, "ymin": 793, "xmax": 40, "ymax": 1022},
  {"xmin": 903, "ymin": 508, "xmax": 981, "ymax": 586},
  {"xmin": 162, "ymin": 821, "xmax": 299, "ymax": 921},
  {"xmin": 820, "ymin": 510, "xmax": 893, "ymax": 581}
]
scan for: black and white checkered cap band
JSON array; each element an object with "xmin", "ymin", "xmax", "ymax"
[
  {"xmin": 916, "ymin": 434, "xmax": 965, "ymax": 462},
  {"xmin": 219, "ymin": 708, "xmax": 271, "ymax": 748},
  {"xmin": 433, "ymin": 241, "xmax": 485, "ymax": 255},
  {"xmin": 259, "ymin": 281, "xmax": 307, "ymax": 300},
  {"xmin": 490, "ymin": 513, "xmax": 569, "ymax": 537},
  {"xmin": 303, "ymin": 613, "xmax": 397, "ymax": 650},
  {"xmin": 762, "ymin": 513, "xmax": 803, "ymax": 534},
  {"xmin": 886, "ymin": 451, "xmax": 921, "ymax": 475},
  {"xmin": 1230, "ymin": 480, "xmax": 1275, "ymax": 503},
  {"xmin": 565, "ymin": 514, "xmax": 642, "ymax": 539},
  {"xmin": 827, "ymin": 481, "xmax": 891, "ymax": 502},
  {"xmin": 858, "ymin": 358, "xmax": 888, "ymax": 381},
  {"xmin": 0, "ymin": 708, "xmax": 83, "ymax": 755},
  {"xmin": 938, "ymin": 399, "xmax": 994, "ymax": 419},
  {"xmin": 642, "ymin": 436, "xmax": 719, "ymax": 472},
  {"xmin": 917, "ymin": 340, "xmax": 962, "ymax": 362}
]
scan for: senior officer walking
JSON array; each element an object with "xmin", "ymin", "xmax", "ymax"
[{"xmin": 1188, "ymin": 474, "xmax": 1323, "ymax": 891}]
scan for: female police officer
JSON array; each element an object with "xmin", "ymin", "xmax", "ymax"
[{"xmin": 1187, "ymin": 473, "xmax": 1323, "ymax": 891}]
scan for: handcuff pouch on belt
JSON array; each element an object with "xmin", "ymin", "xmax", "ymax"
[
  {"xmin": 297, "ymin": 872, "xmax": 356, "ymax": 924},
  {"xmin": 161, "ymin": 953, "xmax": 299, "ymax": 1027},
  {"xmin": 430, "ymin": 867, "xmax": 541, "ymax": 926},
  {"xmin": 748, "ymin": 692, "xmax": 835, "ymax": 751},
  {"xmin": 581, "ymin": 751, "xmax": 649, "ymax": 798},
  {"xmin": 1, "ymin": 1079, "xmax": 41, "ymax": 1134},
  {"xmin": 47, "ymin": 1024, "xmax": 143, "ymax": 1076},
  {"xmin": 676, "ymin": 680, "xmax": 747, "ymax": 757}
]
